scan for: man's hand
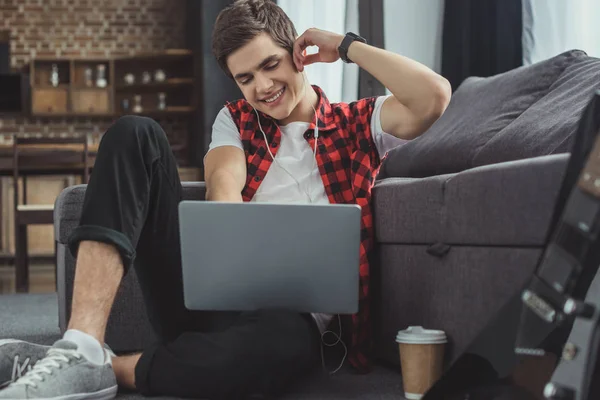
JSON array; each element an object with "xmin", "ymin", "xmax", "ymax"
[
  {"xmin": 292, "ymin": 27, "xmax": 451, "ymax": 141},
  {"xmin": 293, "ymin": 28, "xmax": 345, "ymax": 72}
]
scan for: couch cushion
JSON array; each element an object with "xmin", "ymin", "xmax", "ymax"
[
  {"xmin": 378, "ymin": 50, "xmax": 588, "ymax": 179},
  {"xmin": 473, "ymin": 55, "xmax": 600, "ymax": 166},
  {"xmin": 374, "ymin": 154, "xmax": 568, "ymax": 245},
  {"xmin": 373, "ymin": 245, "xmax": 540, "ymax": 367}
]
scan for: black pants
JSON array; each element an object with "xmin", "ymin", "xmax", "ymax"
[{"xmin": 68, "ymin": 116, "xmax": 321, "ymax": 399}]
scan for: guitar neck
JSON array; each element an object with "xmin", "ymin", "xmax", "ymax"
[{"xmin": 544, "ymin": 270, "xmax": 600, "ymax": 400}]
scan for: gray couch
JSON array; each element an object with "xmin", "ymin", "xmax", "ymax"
[{"xmin": 2, "ymin": 49, "xmax": 600, "ymax": 399}]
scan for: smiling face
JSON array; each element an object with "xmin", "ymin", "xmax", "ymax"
[{"xmin": 227, "ymin": 33, "xmax": 309, "ymax": 124}]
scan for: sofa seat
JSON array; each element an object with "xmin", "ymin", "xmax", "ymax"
[{"xmin": 0, "ymin": 293, "xmax": 404, "ymax": 400}]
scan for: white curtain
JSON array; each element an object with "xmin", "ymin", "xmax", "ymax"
[
  {"xmin": 382, "ymin": 0, "xmax": 445, "ymax": 95},
  {"xmin": 278, "ymin": 0, "xmax": 355, "ymax": 103},
  {"xmin": 383, "ymin": 0, "xmax": 445, "ymax": 74},
  {"xmin": 523, "ymin": 0, "xmax": 600, "ymax": 65}
]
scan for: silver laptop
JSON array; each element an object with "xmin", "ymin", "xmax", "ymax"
[{"xmin": 178, "ymin": 201, "xmax": 362, "ymax": 314}]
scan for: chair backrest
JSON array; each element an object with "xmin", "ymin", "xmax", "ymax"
[{"xmin": 12, "ymin": 133, "xmax": 90, "ymax": 206}]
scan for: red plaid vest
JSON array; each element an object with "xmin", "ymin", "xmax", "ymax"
[{"xmin": 226, "ymin": 85, "xmax": 382, "ymax": 372}]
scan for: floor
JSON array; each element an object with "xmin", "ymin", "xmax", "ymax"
[{"xmin": 0, "ymin": 264, "xmax": 56, "ymax": 294}]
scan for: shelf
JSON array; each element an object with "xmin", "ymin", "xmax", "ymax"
[
  {"xmin": 30, "ymin": 112, "xmax": 115, "ymax": 118},
  {"xmin": 115, "ymin": 78, "xmax": 194, "ymax": 92},
  {"xmin": 71, "ymin": 86, "xmax": 113, "ymax": 91},
  {"xmin": 30, "ymin": 107, "xmax": 194, "ymax": 119},
  {"xmin": 32, "ymin": 84, "xmax": 70, "ymax": 90},
  {"xmin": 122, "ymin": 106, "xmax": 195, "ymax": 117},
  {"xmin": 114, "ymin": 49, "xmax": 193, "ymax": 62}
]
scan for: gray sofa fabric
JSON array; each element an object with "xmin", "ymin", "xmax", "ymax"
[
  {"xmin": 474, "ymin": 54, "xmax": 600, "ymax": 166},
  {"xmin": 372, "ymin": 245, "xmax": 541, "ymax": 367},
  {"xmin": 379, "ymin": 50, "xmax": 598, "ymax": 179},
  {"xmin": 374, "ymin": 153, "xmax": 569, "ymax": 245},
  {"xmin": 370, "ymin": 155, "xmax": 568, "ymax": 366}
]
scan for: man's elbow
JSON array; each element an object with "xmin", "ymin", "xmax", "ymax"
[
  {"xmin": 429, "ymin": 77, "xmax": 452, "ymax": 120},
  {"xmin": 205, "ymin": 169, "xmax": 244, "ymax": 202},
  {"xmin": 417, "ymin": 77, "xmax": 451, "ymax": 134}
]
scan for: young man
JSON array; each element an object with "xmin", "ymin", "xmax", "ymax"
[{"xmin": 0, "ymin": 0, "xmax": 450, "ymax": 399}]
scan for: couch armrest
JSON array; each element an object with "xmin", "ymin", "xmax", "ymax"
[{"xmin": 373, "ymin": 153, "xmax": 570, "ymax": 246}]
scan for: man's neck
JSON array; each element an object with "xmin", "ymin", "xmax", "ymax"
[{"xmin": 278, "ymin": 84, "xmax": 319, "ymax": 126}]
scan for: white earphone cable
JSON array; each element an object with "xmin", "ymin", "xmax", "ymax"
[
  {"xmin": 254, "ymin": 72, "xmax": 318, "ymax": 203},
  {"xmin": 253, "ymin": 73, "xmax": 347, "ymax": 375},
  {"xmin": 320, "ymin": 314, "xmax": 347, "ymax": 374}
]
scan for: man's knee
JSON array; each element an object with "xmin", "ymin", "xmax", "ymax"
[
  {"xmin": 110, "ymin": 115, "xmax": 164, "ymax": 138},
  {"xmin": 102, "ymin": 115, "xmax": 167, "ymax": 150}
]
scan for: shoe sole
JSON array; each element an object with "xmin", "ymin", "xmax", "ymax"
[{"xmin": 0, "ymin": 385, "xmax": 118, "ymax": 400}]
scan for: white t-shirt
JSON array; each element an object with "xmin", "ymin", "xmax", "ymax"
[{"xmin": 205, "ymin": 95, "xmax": 406, "ymax": 333}]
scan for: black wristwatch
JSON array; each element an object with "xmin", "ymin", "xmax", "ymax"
[{"xmin": 337, "ymin": 32, "xmax": 367, "ymax": 63}]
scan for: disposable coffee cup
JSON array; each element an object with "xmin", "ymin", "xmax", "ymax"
[{"xmin": 396, "ymin": 326, "xmax": 447, "ymax": 400}]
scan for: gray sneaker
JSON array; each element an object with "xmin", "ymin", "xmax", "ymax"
[
  {"xmin": 0, "ymin": 340, "xmax": 117, "ymax": 400},
  {"xmin": 0, "ymin": 340, "xmax": 50, "ymax": 389}
]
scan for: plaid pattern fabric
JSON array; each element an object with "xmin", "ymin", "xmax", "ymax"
[{"xmin": 226, "ymin": 86, "xmax": 381, "ymax": 372}]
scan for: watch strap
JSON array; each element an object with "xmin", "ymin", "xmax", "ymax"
[{"xmin": 338, "ymin": 32, "xmax": 366, "ymax": 63}]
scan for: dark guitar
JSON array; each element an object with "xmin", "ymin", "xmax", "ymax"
[{"xmin": 422, "ymin": 91, "xmax": 600, "ymax": 400}]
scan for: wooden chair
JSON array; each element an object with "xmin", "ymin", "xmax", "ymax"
[{"xmin": 13, "ymin": 134, "xmax": 90, "ymax": 292}]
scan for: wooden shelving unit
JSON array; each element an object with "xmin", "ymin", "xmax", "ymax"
[
  {"xmin": 29, "ymin": 58, "xmax": 114, "ymax": 116},
  {"xmin": 113, "ymin": 49, "xmax": 196, "ymax": 117},
  {"xmin": 25, "ymin": 49, "xmax": 199, "ymax": 168},
  {"xmin": 27, "ymin": 49, "xmax": 198, "ymax": 119}
]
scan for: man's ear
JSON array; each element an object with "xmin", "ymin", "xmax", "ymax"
[{"xmin": 292, "ymin": 49, "xmax": 308, "ymax": 73}]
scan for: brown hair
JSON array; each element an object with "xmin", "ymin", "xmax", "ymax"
[{"xmin": 212, "ymin": 0, "xmax": 298, "ymax": 78}]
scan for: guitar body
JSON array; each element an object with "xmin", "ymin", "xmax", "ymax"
[{"xmin": 422, "ymin": 91, "xmax": 600, "ymax": 400}]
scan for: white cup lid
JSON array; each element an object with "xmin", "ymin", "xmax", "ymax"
[{"xmin": 396, "ymin": 326, "xmax": 447, "ymax": 344}]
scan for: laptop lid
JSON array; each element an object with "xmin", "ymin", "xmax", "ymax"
[{"xmin": 178, "ymin": 201, "xmax": 361, "ymax": 314}]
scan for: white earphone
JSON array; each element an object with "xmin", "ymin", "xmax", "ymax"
[
  {"xmin": 253, "ymin": 71, "xmax": 319, "ymax": 203},
  {"xmin": 253, "ymin": 72, "xmax": 347, "ymax": 375}
]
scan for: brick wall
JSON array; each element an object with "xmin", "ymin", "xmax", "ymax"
[{"xmin": 0, "ymin": 0, "xmax": 189, "ymax": 162}]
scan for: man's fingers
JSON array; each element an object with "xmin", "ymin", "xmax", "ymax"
[
  {"xmin": 294, "ymin": 31, "xmax": 316, "ymax": 59},
  {"xmin": 294, "ymin": 29, "xmax": 320, "ymax": 70},
  {"xmin": 303, "ymin": 53, "xmax": 321, "ymax": 66},
  {"xmin": 293, "ymin": 34, "xmax": 307, "ymax": 59}
]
